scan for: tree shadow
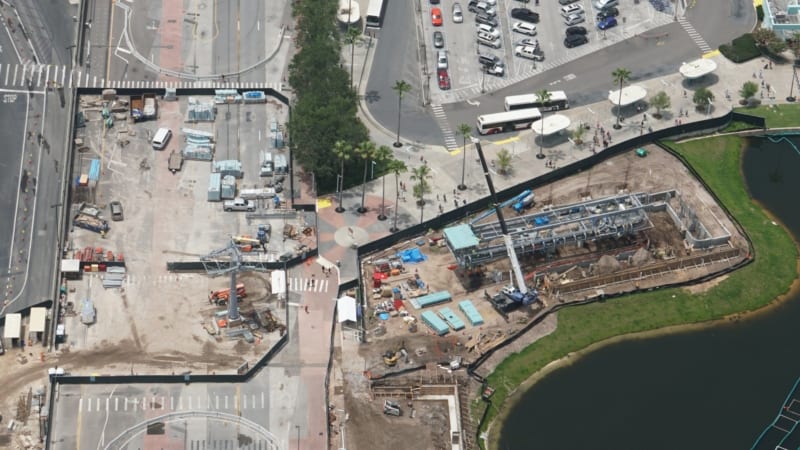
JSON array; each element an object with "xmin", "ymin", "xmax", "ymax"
[{"xmin": 364, "ymin": 90, "xmax": 381, "ymax": 104}]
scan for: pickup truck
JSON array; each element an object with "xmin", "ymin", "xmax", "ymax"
[
  {"xmin": 223, "ymin": 198, "xmax": 256, "ymax": 212},
  {"xmin": 130, "ymin": 93, "xmax": 157, "ymax": 121}
]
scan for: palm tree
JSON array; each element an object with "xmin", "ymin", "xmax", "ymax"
[
  {"xmin": 456, "ymin": 123, "xmax": 471, "ymax": 190},
  {"xmin": 373, "ymin": 145, "xmax": 393, "ymax": 220},
  {"xmin": 611, "ymin": 67, "xmax": 631, "ymax": 129},
  {"xmin": 387, "ymin": 158, "xmax": 407, "ymax": 232},
  {"xmin": 496, "ymin": 148, "xmax": 512, "ymax": 175},
  {"xmin": 392, "ymin": 80, "xmax": 412, "ymax": 147},
  {"xmin": 410, "ymin": 164, "xmax": 432, "ymax": 224},
  {"xmin": 355, "ymin": 141, "xmax": 377, "ymax": 213},
  {"xmin": 534, "ymin": 89, "xmax": 551, "ymax": 159},
  {"xmin": 343, "ymin": 27, "xmax": 363, "ymax": 89},
  {"xmin": 332, "ymin": 141, "xmax": 352, "ymax": 213}
]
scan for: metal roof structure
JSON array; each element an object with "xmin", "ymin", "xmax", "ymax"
[
  {"xmin": 608, "ymin": 85, "xmax": 648, "ymax": 106},
  {"xmin": 3, "ymin": 313, "xmax": 21, "ymax": 339},
  {"xmin": 531, "ymin": 114, "xmax": 571, "ymax": 136},
  {"xmin": 29, "ymin": 307, "xmax": 47, "ymax": 333},
  {"xmin": 444, "ymin": 224, "xmax": 481, "ymax": 251},
  {"xmin": 679, "ymin": 58, "xmax": 718, "ymax": 79}
]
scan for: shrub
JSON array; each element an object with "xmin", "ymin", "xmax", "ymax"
[{"xmin": 720, "ymin": 33, "xmax": 762, "ymax": 63}]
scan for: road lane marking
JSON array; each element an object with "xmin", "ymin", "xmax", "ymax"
[
  {"xmin": 261, "ymin": 392, "xmax": 265, "ymax": 408},
  {"xmin": 79, "ymin": 397, "xmax": 83, "ymax": 412},
  {"xmin": 215, "ymin": 395, "xmax": 219, "ymax": 409},
  {"xmin": 105, "ymin": 397, "xmax": 109, "ymax": 411},
  {"xmin": 124, "ymin": 398, "xmax": 128, "ymax": 411},
  {"xmin": 162, "ymin": 396, "xmax": 165, "ymax": 409},
  {"xmin": 171, "ymin": 396, "xmax": 174, "ymax": 410},
  {"xmin": 178, "ymin": 396, "xmax": 183, "ymax": 410}
]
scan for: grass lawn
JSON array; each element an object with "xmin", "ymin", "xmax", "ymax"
[
  {"xmin": 479, "ymin": 135, "xmax": 798, "ymax": 449},
  {"xmin": 734, "ymin": 104, "xmax": 800, "ymax": 128}
]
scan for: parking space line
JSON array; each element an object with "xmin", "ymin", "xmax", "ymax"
[
  {"xmin": 105, "ymin": 397, "xmax": 109, "ymax": 411},
  {"xmin": 178, "ymin": 396, "xmax": 183, "ymax": 410}
]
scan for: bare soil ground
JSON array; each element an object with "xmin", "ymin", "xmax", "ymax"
[{"xmin": 337, "ymin": 145, "xmax": 749, "ymax": 449}]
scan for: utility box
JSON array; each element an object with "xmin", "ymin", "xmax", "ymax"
[
  {"xmin": 208, "ymin": 173, "xmax": 222, "ymax": 202},
  {"xmin": 221, "ymin": 175, "xmax": 237, "ymax": 199}
]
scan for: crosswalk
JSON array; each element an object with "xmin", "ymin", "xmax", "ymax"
[
  {"xmin": 0, "ymin": 63, "xmax": 283, "ymax": 91},
  {"xmin": 77, "ymin": 392, "xmax": 267, "ymax": 413},
  {"xmin": 288, "ymin": 277, "xmax": 330, "ymax": 293},
  {"xmin": 677, "ymin": 17, "xmax": 712, "ymax": 53},
  {"xmin": 431, "ymin": 104, "xmax": 458, "ymax": 150},
  {"xmin": 117, "ymin": 274, "xmax": 330, "ymax": 293}
]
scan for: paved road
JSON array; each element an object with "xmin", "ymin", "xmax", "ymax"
[{"xmin": 366, "ymin": 0, "xmax": 756, "ymax": 143}]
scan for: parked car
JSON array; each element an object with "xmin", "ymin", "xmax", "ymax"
[
  {"xmin": 597, "ymin": 16, "xmax": 618, "ymax": 29},
  {"xmin": 475, "ymin": 1, "xmax": 496, "ymax": 16},
  {"xmin": 475, "ymin": 13, "xmax": 499, "ymax": 27},
  {"xmin": 559, "ymin": 0, "xmax": 580, "ymax": 5},
  {"xmin": 430, "ymin": 0, "xmax": 440, "ymax": 4},
  {"xmin": 431, "ymin": 7, "xmax": 443, "ymax": 26},
  {"xmin": 109, "ymin": 201, "xmax": 124, "ymax": 221},
  {"xmin": 478, "ymin": 54, "xmax": 502, "ymax": 67},
  {"xmin": 565, "ymin": 25, "xmax": 587, "ymax": 35},
  {"xmin": 514, "ymin": 45, "xmax": 544, "ymax": 61},
  {"xmin": 437, "ymin": 69, "xmax": 451, "ymax": 90},
  {"xmin": 477, "ymin": 33, "xmax": 502, "ymax": 48},
  {"xmin": 596, "ymin": 6, "xmax": 619, "ymax": 19},
  {"xmin": 564, "ymin": 33, "xmax": 588, "ymax": 48},
  {"xmin": 510, "ymin": 8, "xmax": 539, "ymax": 23},
  {"xmin": 224, "ymin": 198, "xmax": 256, "ymax": 212},
  {"xmin": 511, "ymin": 21, "xmax": 537, "ymax": 36},
  {"xmin": 560, "ymin": 4, "xmax": 584, "ymax": 17},
  {"xmin": 564, "ymin": 14, "xmax": 585, "ymax": 25},
  {"xmin": 476, "ymin": 23, "xmax": 501, "ymax": 38},
  {"xmin": 515, "ymin": 38, "xmax": 539, "ymax": 47},
  {"xmin": 437, "ymin": 50, "xmax": 448, "ymax": 69},
  {"xmin": 485, "ymin": 62, "xmax": 505, "ymax": 76},
  {"xmin": 593, "ymin": 0, "xmax": 618, "ymax": 9},
  {"xmin": 477, "ymin": 30, "xmax": 499, "ymax": 42},
  {"xmin": 452, "ymin": 2, "xmax": 464, "ymax": 22},
  {"xmin": 433, "ymin": 31, "xmax": 445, "ymax": 48}
]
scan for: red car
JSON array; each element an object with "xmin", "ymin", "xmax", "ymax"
[
  {"xmin": 431, "ymin": 7, "xmax": 443, "ymax": 26},
  {"xmin": 437, "ymin": 69, "xmax": 451, "ymax": 90}
]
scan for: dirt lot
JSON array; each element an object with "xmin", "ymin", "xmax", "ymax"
[{"xmin": 337, "ymin": 145, "xmax": 749, "ymax": 450}]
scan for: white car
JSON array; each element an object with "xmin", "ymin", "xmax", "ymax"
[
  {"xmin": 511, "ymin": 21, "xmax": 537, "ymax": 36},
  {"xmin": 560, "ymin": 3, "xmax": 584, "ymax": 17},
  {"xmin": 437, "ymin": 50, "xmax": 448, "ymax": 69},
  {"xmin": 476, "ymin": 23, "xmax": 502, "ymax": 38},
  {"xmin": 593, "ymin": 0, "xmax": 618, "ymax": 9},
  {"xmin": 452, "ymin": 2, "xmax": 464, "ymax": 22},
  {"xmin": 514, "ymin": 45, "xmax": 544, "ymax": 61},
  {"xmin": 564, "ymin": 13, "xmax": 585, "ymax": 25}
]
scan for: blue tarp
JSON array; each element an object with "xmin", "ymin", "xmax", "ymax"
[
  {"xmin": 88, "ymin": 159, "xmax": 100, "ymax": 181},
  {"xmin": 397, "ymin": 248, "xmax": 427, "ymax": 263}
]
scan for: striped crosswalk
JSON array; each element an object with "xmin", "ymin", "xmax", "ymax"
[
  {"xmin": 431, "ymin": 104, "xmax": 458, "ymax": 150},
  {"xmin": 78, "ymin": 392, "xmax": 267, "ymax": 413},
  {"xmin": 0, "ymin": 63, "xmax": 283, "ymax": 91},
  {"xmin": 288, "ymin": 277, "xmax": 330, "ymax": 293},
  {"xmin": 677, "ymin": 17, "xmax": 712, "ymax": 53},
  {"xmin": 119, "ymin": 274, "xmax": 330, "ymax": 293}
]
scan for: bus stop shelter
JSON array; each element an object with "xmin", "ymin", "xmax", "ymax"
[
  {"xmin": 531, "ymin": 114, "xmax": 571, "ymax": 136},
  {"xmin": 608, "ymin": 85, "xmax": 647, "ymax": 107},
  {"xmin": 679, "ymin": 59, "xmax": 717, "ymax": 80}
]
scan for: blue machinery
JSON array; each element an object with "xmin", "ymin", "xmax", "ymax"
[{"xmin": 447, "ymin": 190, "xmax": 681, "ymax": 268}]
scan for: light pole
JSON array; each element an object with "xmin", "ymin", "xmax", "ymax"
[
  {"xmin": 706, "ymin": 99, "xmax": 712, "ymax": 116},
  {"xmin": 296, "ymin": 425, "xmax": 300, "ymax": 450},
  {"xmin": 371, "ymin": 161, "xmax": 377, "ymax": 179},
  {"xmin": 788, "ymin": 65, "xmax": 798, "ymax": 102},
  {"xmin": 336, "ymin": 174, "xmax": 344, "ymax": 213},
  {"xmin": 458, "ymin": 142, "xmax": 468, "ymax": 191}
]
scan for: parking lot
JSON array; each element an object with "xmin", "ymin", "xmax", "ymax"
[
  {"xmin": 59, "ymin": 92, "xmax": 315, "ymax": 370},
  {"xmin": 421, "ymin": 0, "xmax": 676, "ymax": 104}
]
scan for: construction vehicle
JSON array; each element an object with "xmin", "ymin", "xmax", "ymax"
[
  {"xmin": 512, "ymin": 192, "xmax": 536, "ymax": 213},
  {"xmin": 383, "ymin": 350, "xmax": 400, "ymax": 367},
  {"xmin": 233, "ymin": 236, "xmax": 265, "ymax": 252},
  {"xmin": 473, "ymin": 140, "xmax": 538, "ymax": 314},
  {"xmin": 209, "ymin": 283, "xmax": 246, "ymax": 305},
  {"xmin": 257, "ymin": 224, "xmax": 271, "ymax": 244},
  {"xmin": 168, "ymin": 150, "xmax": 184, "ymax": 173},
  {"xmin": 130, "ymin": 93, "xmax": 157, "ymax": 121},
  {"xmin": 73, "ymin": 213, "xmax": 110, "ymax": 234},
  {"xmin": 383, "ymin": 400, "xmax": 402, "ymax": 416},
  {"xmin": 223, "ymin": 198, "xmax": 255, "ymax": 212}
]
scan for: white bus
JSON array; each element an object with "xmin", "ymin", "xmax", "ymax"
[
  {"xmin": 504, "ymin": 91, "xmax": 570, "ymax": 112},
  {"xmin": 476, "ymin": 108, "xmax": 542, "ymax": 135},
  {"xmin": 365, "ymin": 0, "xmax": 387, "ymax": 28}
]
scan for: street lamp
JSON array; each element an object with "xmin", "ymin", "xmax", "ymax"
[
  {"xmin": 371, "ymin": 161, "xmax": 377, "ymax": 180},
  {"xmin": 787, "ymin": 65, "xmax": 798, "ymax": 102},
  {"xmin": 296, "ymin": 425, "xmax": 300, "ymax": 450},
  {"xmin": 336, "ymin": 174, "xmax": 345, "ymax": 213}
]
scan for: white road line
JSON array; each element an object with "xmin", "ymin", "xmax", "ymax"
[
  {"xmin": 225, "ymin": 395, "xmax": 229, "ymax": 409},
  {"xmin": 243, "ymin": 395, "xmax": 247, "ymax": 410},
  {"xmin": 4, "ymin": 65, "xmax": 9, "ymax": 85},
  {"xmin": 36, "ymin": 65, "xmax": 42, "ymax": 86},
  {"xmin": 252, "ymin": 394, "xmax": 256, "ymax": 409},
  {"xmin": 261, "ymin": 392, "xmax": 265, "ymax": 408},
  {"xmin": 79, "ymin": 398, "xmax": 83, "ymax": 412},
  {"xmin": 60, "ymin": 66, "xmax": 65, "ymax": 85},
  {"xmin": 171, "ymin": 396, "xmax": 174, "ymax": 410},
  {"xmin": 133, "ymin": 398, "xmax": 137, "ymax": 412},
  {"xmin": 215, "ymin": 395, "xmax": 219, "ymax": 409},
  {"xmin": 142, "ymin": 397, "xmax": 147, "ymax": 411},
  {"xmin": 114, "ymin": 397, "xmax": 118, "ymax": 411},
  {"xmin": 124, "ymin": 398, "xmax": 128, "ymax": 411},
  {"xmin": 105, "ymin": 397, "xmax": 109, "ymax": 411},
  {"xmin": 162, "ymin": 396, "xmax": 165, "ymax": 410},
  {"xmin": 96, "ymin": 398, "xmax": 100, "ymax": 412},
  {"xmin": 12, "ymin": 64, "xmax": 17, "ymax": 86},
  {"xmin": 178, "ymin": 396, "xmax": 183, "ymax": 410}
]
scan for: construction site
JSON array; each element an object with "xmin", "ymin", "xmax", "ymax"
[
  {"xmin": 335, "ymin": 144, "xmax": 750, "ymax": 450},
  {"xmin": 55, "ymin": 89, "xmax": 310, "ymax": 371}
]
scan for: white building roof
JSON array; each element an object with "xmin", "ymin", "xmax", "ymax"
[
  {"xmin": 337, "ymin": 296, "xmax": 358, "ymax": 323},
  {"xmin": 679, "ymin": 58, "xmax": 717, "ymax": 79},
  {"xmin": 29, "ymin": 307, "xmax": 47, "ymax": 333},
  {"xmin": 531, "ymin": 114, "xmax": 571, "ymax": 136},
  {"xmin": 271, "ymin": 270, "xmax": 287, "ymax": 295},
  {"xmin": 608, "ymin": 85, "xmax": 648, "ymax": 107},
  {"xmin": 3, "ymin": 313, "xmax": 21, "ymax": 339}
]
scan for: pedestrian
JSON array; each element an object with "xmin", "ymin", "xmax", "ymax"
[
  {"xmin": 336, "ymin": 260, "xmax": 341, "ymax": 268},
  {"xmin": 643, "ymin": 113, "xmax": 647, "ymax": 121},
  {"xmin": 420, "ymin": 155, "xmax": 424, "ymax": 162},
  {"xmin": 761, "ymin": 79, "xmax": 765, "ymax": 88},
  {"xmin": 436, "ymin": 194, "xmax": 440, "ymax": 201},
  {"xmin": 759, "ymin": 69, "xmax": 763, "ymax": 79},
  {"xmin": 439, "ymin": 205, "xmax": 443, "ymax": 214},
  {"xmin": 683, "ymin": 89, "xmax": 687, "ymax": 98},
  {"xmin": 463, "ymin": 199, "xmax": 467, "ymax": 205},
  {"xmin": 305, "ymin": 305, "xmax": 309, "ymax": 314},
  {"xmin": 770, "ymin": 60, "xmax": 773, "ymax": 69},
  {"xmin": 603, "ymin": 140, "xmax": 608, "ymax": 148},
  {"xmin": 454, "ymin": 199, "xmax": 458, "ymax": 208},
  {"xmin": 443, "ymin": 194, "xmax": 447, "ymax": 202},
  {"xmin": 453, "ymin": 188, "xmax": 456, "ymax": 195}
]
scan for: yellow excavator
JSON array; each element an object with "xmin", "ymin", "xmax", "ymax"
[{"xmin": 383, "ymin": 341, "xmax": 406, "ymax": 367}]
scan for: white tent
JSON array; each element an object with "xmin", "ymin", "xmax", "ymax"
[
  {"xmin": 531, "ymin": 114, "xmax": 571, "ymax": 136},
  {"xmin": 337, "ymin": 296, "xmax": 358, "ymax": 323},
  {"xmin": 3, "ymin": 313, "xmax": 21, "ymax": 341},
  {"xmin": 608, "ymin": 85, "xmax": 647, "ymax": 106},
  {"xmin": 679, "ymin": 59, "xmax": 717, "ymax": 80},
  {"xmin": 271, "ymin": 270, "xmax": 286, "ymax": 295},
  {"xmin": 29, "ymin": 307, "xmax": 47, "ymax": 333}
]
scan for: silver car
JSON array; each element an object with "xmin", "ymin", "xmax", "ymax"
[{"xmin": 452, "ymin": 3, "xmax": 464, "ymax": 22}]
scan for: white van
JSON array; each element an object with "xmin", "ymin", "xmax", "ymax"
[
  {"xmin": 152, "ymin": 127, "xmax": 172, "ymax": 150},
  {"xmin": 477, "ymin": 33, "xmax": 502, "ymax": 48},
  {"xmin": 560, "ymin": 4, "xmax": 584, "ymax": 17}
]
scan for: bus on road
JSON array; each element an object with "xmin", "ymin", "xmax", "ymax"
[
  {"xmin": 366, "ymin": 0, "xmax": 387, "ymax": 28},
  {"xmin": 504, "ymin": 91, "xmax": 569, "ymax": 112},
  {"xmin": 476, "ymin": 108, "xmax": 542, "ymax": 135}
]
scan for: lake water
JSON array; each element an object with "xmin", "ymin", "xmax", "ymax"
[{"xmin": 498, "ymin": 138, "xmax": 800, "ymax": 450}]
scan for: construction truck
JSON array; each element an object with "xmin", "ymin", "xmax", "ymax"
[
  {"xmin": 223, "ymin": 198, "xmax": 255, "ymax": 212},
  {"xmin": 130, "ymin": 93, "xmax": 157, "ymax": 121},
  {"xmin": 209, "ymin": 283, "xmax": 246, "ymax": 305},
  {"xmin": 168, "ymin": 150, "xmax": 184, "ymax": 173},
  {"xmin": 73, "ymin": 213, "xmax": 110, "ymax": 234},
  {"xmin": 383, "ymin": 400, "xmax": 402, "ymax": 416}
]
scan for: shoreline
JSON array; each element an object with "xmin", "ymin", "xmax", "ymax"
[{"xmin": 482, "ymin": 136, "xmax": 800, "ymax": 449}]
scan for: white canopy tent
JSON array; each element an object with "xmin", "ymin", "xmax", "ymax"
[
  {"xmin": 531, "ymin": 114, "xmax": 571, "ymax": 136},
  {"xmin": 679, "ymin": 59, "xmax": 717, "ymax": 80},
  {"xmin": 608, "ymin": 85, "xmax": 648, "ymax": 107},
  {"xmin": 337, "ymin": 296, "xmax": 358, "ymax": 323}
]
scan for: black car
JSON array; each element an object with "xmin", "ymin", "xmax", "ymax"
[
  {"xmin": 433, "ymin": 31, "xmax": 445, "ymax": 48},
  {"xmin": 564, "ymin": 34, "xmax": 588, "ymax": 48},
  {"xmin": 430, "ymin": 0, "xmax": 440, "ymax": 4},
  {"xmin": 475, "ymin": 13, "xmax": 499, "ymax": 27},
  {"xmin": 596, "ymin": 6, "xmax": 619, "ymax": 19},
  {"xmin": 510, "ymin": 8, "xmax": 539, "ymax": 23},
  {"xmin": 478, "ymin": 54, "xmax": 501, "ymax": 67},
  {"xmin": 565, "ymin": 26, "xmax": 587, "ymax": 36}
]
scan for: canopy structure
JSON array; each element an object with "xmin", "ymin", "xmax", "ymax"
[
  {"xmin": 337, "ymin": 0, "xmax": 360, "ymax": 25},
  {"xmin": 608, "ymin": 85, "xmax": 648, "ymax": 107},
  {"xmin": 29, "ymin": 307, "xmax": 47, "ymax": 333},
  {"xmin": 679, "ymin": 58, "xmax": 717, "ymax": 80},
  {"xmin": 531, "ymin": 114, "xmax": 571, "ymax": 136},
  {"xmin": 3, "ymin": 313, "xmax": 20, "ymax": 339},
  {"xmin": 337, "ymin": 296, "xmax": 358, "ymax": 323}
]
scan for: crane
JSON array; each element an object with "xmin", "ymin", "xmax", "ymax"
[
  {"xmin": 471, "ymin": 137, "xmax": 538, "ymax": 308},
  {"xmin": 201, "ymin": 239, "xmax": 268, "ymax": 321}
]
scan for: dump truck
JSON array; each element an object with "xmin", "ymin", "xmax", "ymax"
[
  {"xmin": 73, "ymin": 213, "xmax": 110, "ymax": 234},
  {"xmin": 168, "ymin": 150, "xmax": 184, "ymax": 173},
  {"xmin": 130, "ymin": 93, "xmax": 157, "ymax": 121},
  {"xmin": 223, "ymin": 198, "xmax": 255, "ymax": 212}
]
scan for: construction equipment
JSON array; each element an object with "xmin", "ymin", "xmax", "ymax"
[
  {"xmin": 257, "ymin": 224, "xmax": 271, "ymax": 244},
  {"xmin": 383, "ymin": 400, "xmax": 402, "ymax": 416},
  {"xmin": 383, "ymin": 350, "xmax": 400, "ymax": 367},
  {"xmin": 168, "ymin": 150, "xmax": 184, "ymax": 173},
  {"xmin": 473, "ymin": 140, "xmax": 538, "ymax": 312},
  {"xmin": 73, "ymin": 213, "xmax": 110, "ymax": 234},
  {"xmin": 201, "ymin": 240, "xmax": 269, "ymax": 322},
  {"xmin": 130, "ymin": 94, "xmax": 157, "ymax": 122},
  {"xmin": 209, "ymin": 283, "xmax": 246, "ymax": 306}
]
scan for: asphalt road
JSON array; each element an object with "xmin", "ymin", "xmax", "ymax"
[
  {"xmin": 367, "ymin": 0, "xmax": 756, "ymax": 143},
  {"xmin": 12, "ymin": 0, "xmax": 75, "ymax": 65}
]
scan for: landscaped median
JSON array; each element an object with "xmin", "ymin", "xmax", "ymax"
[{"xmin": 477, "ymin": 131, "xmax": 799, "ymax": 449}]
